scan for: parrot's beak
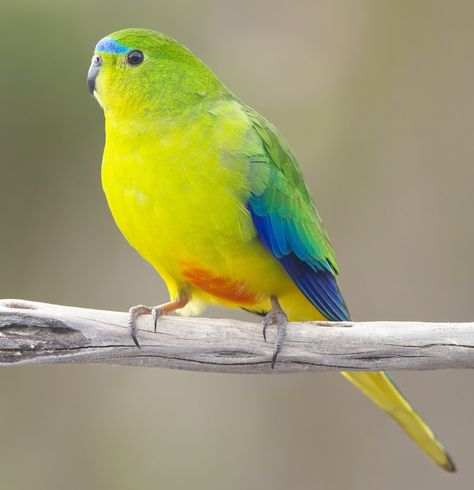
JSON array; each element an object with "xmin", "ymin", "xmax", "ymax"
[{"xmin": 88, "ymin": 54, "xmax": 102, "ymax": 95}]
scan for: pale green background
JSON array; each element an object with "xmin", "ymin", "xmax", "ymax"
[{"xmin": 1, "ymin": 1, "xmax": 473, "ymax": 489}]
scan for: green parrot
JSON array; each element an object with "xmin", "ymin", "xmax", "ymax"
[{"xmin": 88, "ymin": 28, "xmax": 455, "ymax": 471}]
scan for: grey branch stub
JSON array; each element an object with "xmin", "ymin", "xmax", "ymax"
[{"xmin": 0, "ymin": 299, "xmax": 473, "ymax": 372}]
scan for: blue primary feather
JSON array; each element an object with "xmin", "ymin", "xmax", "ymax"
[{"xmin": 248, "ymin": 203, "xmax": 350, "ymax": 322}]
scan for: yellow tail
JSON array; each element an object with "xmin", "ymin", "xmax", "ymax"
[
  {"xmin": 287, "ymin": 303, "xmax": 455, "ymax": 470},
  {"xmin": 342, "ymin": 371, "xmax": 455, "ymax": 471}
]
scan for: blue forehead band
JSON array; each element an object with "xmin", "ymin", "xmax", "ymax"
[{"xmin": 95, "ymin": 37, "xmax": 130, "ymax": 54}]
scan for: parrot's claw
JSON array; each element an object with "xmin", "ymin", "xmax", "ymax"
[
  {"xmin": 127, "ymin": 304, "xmax": 164, "ymax": 346},
  {"xmin": 262, "ymin": 311, "xmax": 276, "ymax": 342},
  {"xmin": 261, "ymin": 296, "xmax": 288, "ymax": 368},
  {"xmin": 151, "ymin": 306, "xmax": 164, "ymax": 332},
  {"xmin": 128, "ymin": 304, "xmax": 152, "ymax": 348},
  {"xmin": 127, "ymin": 296, "xmax": 189, "ymax": 347}
]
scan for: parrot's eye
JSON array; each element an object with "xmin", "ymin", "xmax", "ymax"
[{"xmin": 126, "ymin": 50, "xmax": 144, "ymax": 66}]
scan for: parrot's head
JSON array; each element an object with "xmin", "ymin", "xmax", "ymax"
[{"xmin": 88, "ymin": 28, "xmax": 226, "ymax": 118}]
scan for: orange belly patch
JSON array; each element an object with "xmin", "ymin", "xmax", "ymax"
[{"xmin": 182, "ymin": 266, "xmax": 258, "ymax": 305}]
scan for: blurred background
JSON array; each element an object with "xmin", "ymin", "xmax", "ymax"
[{"xmin": 1, "ymin": 0, "xmax": 473, "ymax": 488}]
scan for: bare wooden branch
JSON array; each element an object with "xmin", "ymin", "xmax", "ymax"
[{"xmin": 0, "ymin": 299, "xmax": 472, "ymax": 372}]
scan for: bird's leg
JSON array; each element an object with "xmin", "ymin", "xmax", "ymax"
[
  {"xmin": 128, "ymin": 294, "xmax": 189, "ymax": 348},
  {"xmin": 151, "ymin": 296, "xmax": 189, "ymax": 332},
  {"xmin": 261, "ymin": 295, "xmax": 288, "ymax": 368}
]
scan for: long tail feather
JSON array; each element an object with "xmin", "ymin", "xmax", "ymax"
[{"xmin": 342, "ymin": 371, "xmax": 455, "ymax": 471}]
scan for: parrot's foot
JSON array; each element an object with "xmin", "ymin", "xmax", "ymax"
[
  {"xmin": 128, "ymin": 295, "xmax": 189, "ymax": 348},
  {"xmin": 128, "ymin": 305, "xmax": 151, "ymax": 348},
  {"xmin": 262, "ymin": 296, "xmax": 288, "ymax": 368}
]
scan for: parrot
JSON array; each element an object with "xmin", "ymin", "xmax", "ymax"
[{"xmin": 88, "ymin": 28, "xmax": 455, "ymax": 471}]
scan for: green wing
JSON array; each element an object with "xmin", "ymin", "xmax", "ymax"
[{"xmin": 243, "ymin": 106, "xmax": 349, "ymax": 321}]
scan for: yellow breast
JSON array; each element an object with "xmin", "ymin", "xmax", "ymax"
[{"xmin": 102, "ymin": 103, "xmax": 254, "ymax": 283}]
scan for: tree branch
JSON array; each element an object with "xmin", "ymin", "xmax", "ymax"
[{"xmin": 0, "ymin": 299, "xmax": 472, "ymax": 372}]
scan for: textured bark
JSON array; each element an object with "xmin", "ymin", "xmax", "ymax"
[{"xmin": 0, "ymin": 299, "xmax": 472, "ymax": 372}]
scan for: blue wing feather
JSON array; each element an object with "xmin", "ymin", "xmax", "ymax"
[{"xmin": 248, "ymin": 205, "xmax": 350, "ymax": 321}]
